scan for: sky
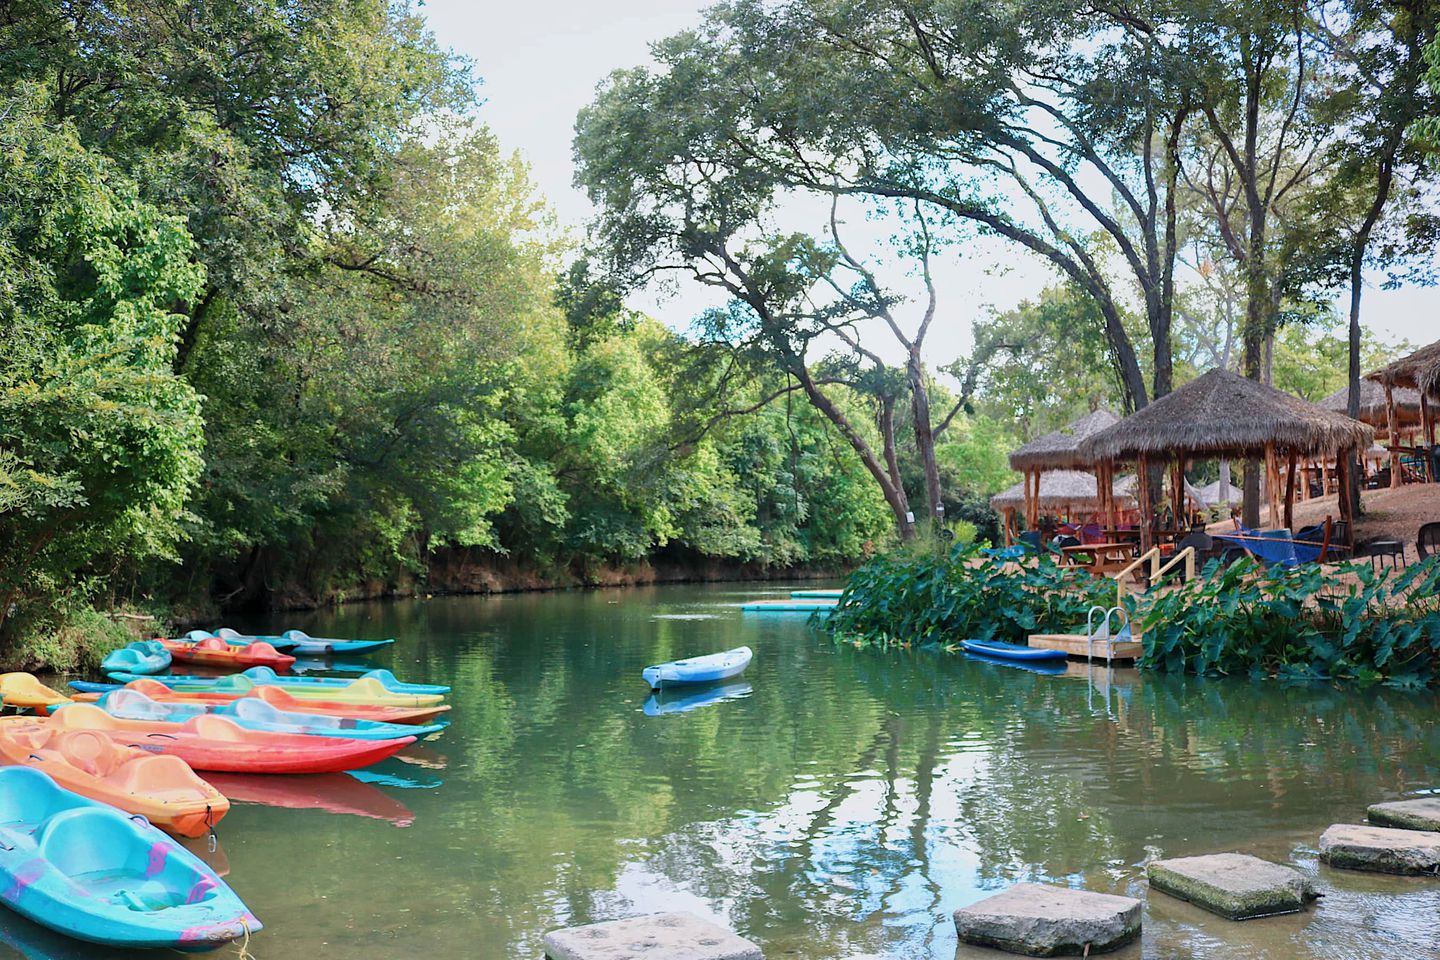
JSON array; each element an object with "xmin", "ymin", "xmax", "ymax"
[{"xmin": 421, "ymin": 0, "xmax": 1437, "ymax": 367}]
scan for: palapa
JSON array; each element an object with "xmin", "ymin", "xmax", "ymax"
[
  {"xmin": 1008, "ymin": 409, "xmax": 1121, "ymax": 472},
  {"xmin": 1318, "ymin": 381, "xmax": 1422, "ymax": 428},
  {"xmin": 989, "ymin": 470, "xmax": 1139, "ymax": 512}
]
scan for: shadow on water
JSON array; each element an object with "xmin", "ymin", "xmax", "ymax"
[{"xmin": 54, "ymin": 584, "xmax": 1430, "ymax": 960}]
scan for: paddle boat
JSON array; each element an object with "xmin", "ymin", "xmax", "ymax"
[
  {"xmin": 107, "ymin": 664, "xmax": 449, "ymax": 697},
  {"xmin": 0, "ymin": 767, "xmax": 257, "ymax": 948},
  {"xmin": 642, "ymin": 647, "xmax": 753, "ymax": 690},
  {"xmin": 0, "ymin": 723, "xmax": 227, "ymax": 837},
  {"xmin": 789, "ymin": 589, "xmax": 844, "ymax": 599},
  {"xmin": 72, "ymin": 679, "xmax": 450, "ymax": 725},
  {"xmin": 739, "ymin": 599, "xmax": 837, "ymax": 613},
  {"xmin": 643, "ymin": 681, "xmax": 753, "ymax": 716},
  {"xmin": 91, "ymin": 688, "xmax": 446, "ymax": 740},
  {"xmin": 0, "ymin": 673, "xmax": 72, "ymax": 713},
  {"xmin": 204, "ymin": 772, "xmax": 415, "ymax": 827},
  {"xmin": 34, "ymin": 706, "xmax": 414, "ymax": 774},
  {"xmin": 217, "ymin": 627, "xmax": 395, "ymax": 657},
  {"xmin": 102, "ymin": 671, "xmax": 445, "ymax": 707},
  {"xmin": 99, "ymin": 640, "xmax": 170, "ymax": 676},
  {"xmin": 958, "ymin": 639, "xmax": 1068, "ymax": 662},
  {"xmin": 160, "ymin": 636, "xmax": 296, "ymax": 672}
]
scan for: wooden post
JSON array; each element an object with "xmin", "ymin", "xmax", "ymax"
[
  {"xmin": 1300, "ymin": 462, "xmax": 1311, "ymax": 502},
  {"xmin": 1138, "ymin": 454, "xmax": 1152, "ymax": 553},
  {"xmin": 1264, "ymin": 442, "xmax": 1279, "ymax": 528},
  {"xmin": 1422, "ymin": 392, "xmax": 1436, "ymax": 483},
  {"xmin": 1384, "ymin": 381, "xmax": 1402, "ymax": 487},
  {"xmin": 1337, "ymin": 452, "xmax": 1355, "ymax": 547},
  {"xmin": 1284, "ymin": 450, "xmax": 1298, "ymax": 530}
]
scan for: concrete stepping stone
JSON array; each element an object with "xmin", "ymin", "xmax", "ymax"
[
  {"xmin": 1368, "ymin": 797, "xmax": 1440, "ymax": 832},
  {"xmin": 1319, "ymin": 823, "xmax": 1440, "ymax": 876},
  {"xmin": 1145, "ymin": 852, "xmax": 1316, "ymax": 919},
  {"xmin": 542, "ymin": 912, "xmax": 763, "ymax": 960},
  {"xmin": 952, "ymin": 882, "xmax": 1141, "ymax": 956}
]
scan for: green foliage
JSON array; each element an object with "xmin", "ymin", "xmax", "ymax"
[
  {"xmin": 1138, "ymin": 559, "xmax": 1440, "ymax": 686},
  {"xmin": 825, "ymin": 545, "xmax": 1113, "ymax": 648}
]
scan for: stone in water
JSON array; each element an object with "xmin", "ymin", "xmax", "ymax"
[
  {"xmin": 1368, "ymin": 797, "xmax": 1440, "ymax": 833},
  {"xmin": 1319, "ymin": 823, "xmax": 1440, "ymax": 876},
  {"xmin": 952, "ymin": 882, "xmax": 1141, "ymax": 956},
  {"xmin": 542, "ymin": 912, "xmax": 763, "ymax": 960},
  {"xmin": 1146, "ymin": 852, "xmax": 1315, "ymax": 919}
]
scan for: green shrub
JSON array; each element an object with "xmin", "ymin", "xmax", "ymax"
[
  {"xmin": 0, "ymin": 604, "xmax": 132, "ymax": 673},
  {"xmin": 825, "ymin": 543, "xmax": 1114, "ymax": 648}
]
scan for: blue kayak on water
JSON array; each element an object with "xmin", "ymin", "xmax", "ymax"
[
  {"xmin": 959, "ymin": 639, "xmax": 1068, "ymax": 662},
  {"xmin": 0, "ymin": 767, "xmax": 259, "ymax": 949},
  {"xmin": 642, "ymin": 646, "xmax": 753, "ymax": 690},
  {"xmin": 103, "ymin": 665, "xmax": 450, "ymax": 696},
  {"xmin": 78, "ymin": 688, "xmax": 447, "ymax": 740},
  {"xmin": 98, "ymin": 640, "xmax": 170, "ymax": 676}
]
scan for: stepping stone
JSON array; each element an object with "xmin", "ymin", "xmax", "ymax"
[
  {"xmin": 1146, "ymin": 852, "xmax": 1316, "ymax": 919},
  {"xmin": 1368, "ymin": 797, "xmax": 1440, "ymax": 832},
  {"xmin": 953, "ymin": 882, "xmax": 1141, "ymax": 956},
  {"xmin": 1319, "ymin": 823, "xmax": 1440, "ymax": 876},
  {"xmin": 542, "ymin": 912, "xmax": 763, "ymax": 960}
]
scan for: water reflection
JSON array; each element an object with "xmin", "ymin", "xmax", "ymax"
[
  {"xmin": 644, "ymin": 681, "xmax": 754, "ymax": 716},
  {"xmin": 204, "ymin": 772, "xmax": 415, "ymax": 827}
]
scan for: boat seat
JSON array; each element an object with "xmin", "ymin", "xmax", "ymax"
[
  {"xmin": 105, "ymin": 754, "xmax": 206, "ymax": 801},
  {"xmin": 188, "ymin": 715, "xmax": 248, "ymax": 741},
  {"xmin": 57, "ymin": 730, "xmax": 124, "ymax": 778},
  {"xmin": 34, "ymin": 806, "xmax": 144, "ymax": 877},
  {"xmin": 0, "ymin": 767, "xmax": 84, "ymax": 830},
  {"xmin": 53, "ymin": 705, "xmax": 122, "ymax": 732},
  {"xmin": 193, "ymin": 636, "xmax": 229, "ymax": 651},
  {"xmin": 246, "ymin": 642, "xmax": 284, "ymax": 658},
  {"xmin": 104, "ymin": 690, "xmax": 173, "ymax": 721},
  {"xmin": 230, "ymin": 699, "xmax": 295, "ymax": 725}
]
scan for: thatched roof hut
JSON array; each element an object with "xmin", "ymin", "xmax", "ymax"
[
  {"xmin": 1115, "ymin": 473, "xmax": 1204, "ymax": 509},
  {"xmin": 990, "ymin": 470, "xmax": 1138, "ymax": 513},
  {"xmin": 1008, "ymin": 408, "xmax": 1121, "ymax": 472},
  {"xmin": 1197, "ymin": 479, "xmax": 1243, "ymax": 505},
  {"xmin": 1318, "ymin": 381, "xmax": 1422, "ymax": 428},
  {"xmin": 1080, "ymin": 369, "xmax": 1373, "ymax": 462},
  {"xmin": 1367, "ymin": 339, "xmax": 1440, "ymax": 396}
]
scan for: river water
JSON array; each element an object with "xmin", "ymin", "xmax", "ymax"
[{"xmin": 5, "ymin": 583, "xmax": 1438, "ymax": 959}]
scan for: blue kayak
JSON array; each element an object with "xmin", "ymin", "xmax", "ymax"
[
  {"xmin": 740, "ymin": 600, "xmax": 836, "ymax": 613},
  {"xmin": 78, "ymin": 688, "xmax": 447, "ymax": 740},
  {"xmin": 959, "ymin": 639, "xmax": 1068, "ymax": 662},
  {"xmin": 642, "ymin": 646, "xmax": 752, "ymax": 689},
  {"xmin": 99, "ymin": 640, "xmax": 170, "ymax": 676},
  {"xmin": 103, "ymin": 665, "xmax": 450, "ymax": 696},
  {"xmin": 789, "ymin": 589, "xmax": 843, "ymax": 599},
  {"xmin": 0, "ymin": 767, "xmax": 259, "ymax": 949},
  {"xmin": 216, "ymin": 627, "xmax": 395, "ymax": 657},
  {"xmin": 643, "ymin": 681, "xmax": 753, "ymax": 716}
]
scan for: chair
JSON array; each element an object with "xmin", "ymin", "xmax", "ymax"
[
  {"xmin": 1018, "ymin": 531, "xmax": 1042, "ymax": 553},
  {"xmin": 1358, "ymin": 539, "xmax": 1406, "ymax": 573},
  {"xmin": 1174, "ymin": 530, "xmax": 1215, "ymax": 579},
  {"xmin": 1417, "ymin": 523, "xmax": 1440, "ymax": 560}
]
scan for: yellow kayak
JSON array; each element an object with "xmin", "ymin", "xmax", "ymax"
[{"xmin": 0, "ymin": 673, "xmax": 72, "ymax": 712}]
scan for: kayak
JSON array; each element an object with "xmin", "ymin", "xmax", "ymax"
[
  {"xmin": 104, "ymin": 671, "xmax": 444, "ymax": 707},
  {"xmin": 160, "ymin": 636, "xmax": 296, "ymax": 671},
  {"xmin": 40, "ymin": 705, "xmax": 414, "ymax": 774},
  {"xmin": 643, "ymin": 681, "xmax": 753, "ymax": 716},
  {"xmin": 0, "ymin": 722, "xmax": 227, "ymax": 838},
  {"xmin": 0, "ymin": 767, "xmax": 258, "ymax": 949},
  {"xmin": 740, "ymin": 599, "xmax": 836, "ymax": 612},
  {"xmin": 108, "ymin": 664, "xmax": 449, "ymax": 696},
  {"xmin": 0, "ymin": 673, "xmax": 72, "ymax": 712},
  {"xmin": 642, "ymin": 646, "xmax": 753, "ymax": 690},
  {"xmin": 99, "ymin": 640, "xmax": 171, "ymax": 676},
  {"xmin": 218, "ymin": 627, "xmax": 395, "ymax": 657},
  {"xmin": 789, "ymin": 589, "xmax": 844, "ymax": 599},
  {"xmin": 959, "ymin": 639, "xmax": 1068, "ymax": 662},
  {"xmin": 73, "ymin": 679, "xmax": 451, "ymax": 725},
  {"xmin": 204, "ymin": 772, "xmax": 415, "ymax": 827},
  {"xmin": 92, "ymin": 687, "xmax": 446, "ymax": 740}
]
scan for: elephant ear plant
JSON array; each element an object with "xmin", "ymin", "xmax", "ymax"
[{"xmin": 1137, "ymin": 557, "xmax": 1440, "ymax": 687}]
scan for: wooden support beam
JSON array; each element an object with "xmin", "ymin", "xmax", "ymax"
[
  {"xmin": 1284, "ymin": 450, "xmax": 1298, "ymax": 531},
  {"xmin": 1385, "ymin": 381, "xmax": 1403, "ymax": 487},
  {"xmin": 1137, "ymin": 454, "xmax": 1152, "ymax": 553}
]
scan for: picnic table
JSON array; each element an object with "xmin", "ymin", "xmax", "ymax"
[{"xmin": 1059, "ymin": 543, "xmax": 1137, "ymax": 576}]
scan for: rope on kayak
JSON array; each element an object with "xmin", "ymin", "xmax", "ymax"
[
  {"xmin": 205, "ymin": 804, "xmax": 217, "ymax": 853},
  {"xmin": 233, "ymin": 918, "xmax": 256, "ymax": 960}
]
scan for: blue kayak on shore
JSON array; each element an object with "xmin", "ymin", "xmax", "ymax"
[
  {"xmin": 642, "ymin": 647, "xmax": 753, "ymax": 690},
  {"xmin": 0, "ymin": 767, "xmax": 259, "ymax": 949},
  {"xmin": 959, "ymin": 639, "xmax": 1068, "ymax": 662}
]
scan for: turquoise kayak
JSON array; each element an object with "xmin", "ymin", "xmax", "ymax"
[
  {"xmin": 105, "ymin": 665, "xmax": 450, "ymax": 696},
  {"xmin": 959, "ymin": 639, "xmax": 1068, "ymax": 662},
  {"xmin": 99, "ymin": 640, "xmax": 171, "ymax": 676},
  {"xmin": 789, "ymin": 589, "xmax": 843, "ymax": 599},
  {"xmin": 740, "ymin": 599, "xmax": 836, "ymax": 612},
  {"xmin": 642, "ymin": 646, "xmax": 752, "ymax": 689},
  {"xmin": 85, "ymin": 687, "xmax": 447, "ymax": 740},
  {"xmin": 0, "ymin": 767, "xmax": 259, "ymax": 948},
  {"xmin": 215, "ymin": 627, "xmax": 395, "ymax": 656}
]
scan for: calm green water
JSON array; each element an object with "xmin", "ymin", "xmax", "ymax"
[{"xmin": 3, "ymin": 583, "xmax": 1438, "ymax": 959}]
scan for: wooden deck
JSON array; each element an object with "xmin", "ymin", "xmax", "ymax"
[{"xmin": 1028, "ymin": 632, "xmax": 1143, "ymax": 663}]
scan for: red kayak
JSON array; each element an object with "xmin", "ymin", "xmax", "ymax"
[
  {"xmin": 160, "ymin": 636, "xmax": 296, "ymax": 671},
  {"xmin": 47, "ymin": 705, "xmax": 413, "ymax": 774},
  {"xmin": 75, "ymin": 679, "xmax": 450, "ymax": 725}
]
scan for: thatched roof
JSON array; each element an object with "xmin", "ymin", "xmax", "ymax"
[
  {"xmin": 1367, "ymin": 339, "xmax": 1440, "ymax": 397},
  {"xmin": 1008, "ymin": 408, "xmax": 1121, "ymax": 471},
  {"xmin": 990, "ymin": 470, "xmax": 1138, "ymax": 512},
  {"xmin": 1114, "ymin": 472, "xmax": 1206, "ymax": 509},
  {"xmin": 1197, "ymin": 479, "xmax": 1243, "ymax": 505},
  {"xmin": 1318, "ymin": 380, "xmax": 1422, "ymax": 427},
  {"xmin": 1080, "ymin": 369, "xmax": 1374, "ymax": 461}
]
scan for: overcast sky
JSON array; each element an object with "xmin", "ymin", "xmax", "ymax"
[{"xmin": 422, "ymin": 0, "xmax": 1436, "ymax": 364}]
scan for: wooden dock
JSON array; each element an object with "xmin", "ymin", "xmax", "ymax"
[{"xmin": 1028, "ymin": 632, "xmax": 1143, "ymax": 663}]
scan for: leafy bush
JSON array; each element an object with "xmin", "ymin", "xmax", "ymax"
[
  {"xmin": 825, "ymin": 544, "xmax": 1114, "ymax": 647},
  {"xmin": 1137, "ymin": 557, "xmax": 1440, "ymax": 686}
]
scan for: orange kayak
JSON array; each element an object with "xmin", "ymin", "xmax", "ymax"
[
  {"xmin": 160, "ymin": 636, "xmax": 295, "ymax": 671},
  {"xmin": 44, "ymin": 706, "xmax": 414, "ymax": 774},
  {"xmin": 73, "ymin": 679, "xmax": 450, "ymax": 725},
  {"xmin": 0, "ymin": 722, "xmax": 227, "ymax": 837}
]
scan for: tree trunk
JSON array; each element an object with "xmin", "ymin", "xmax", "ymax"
[{"xmin": 907, "ymin": 349, "xmax": 944, "ymax": 526}]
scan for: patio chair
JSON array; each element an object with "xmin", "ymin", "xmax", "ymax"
[
  {"xmin": 1418, "ymin": 523, "xmax": 1440, "ymax": 560},
  {"xmin": 1358, "ymin": 539, "xmax": 1406, "ymax": 573}
]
